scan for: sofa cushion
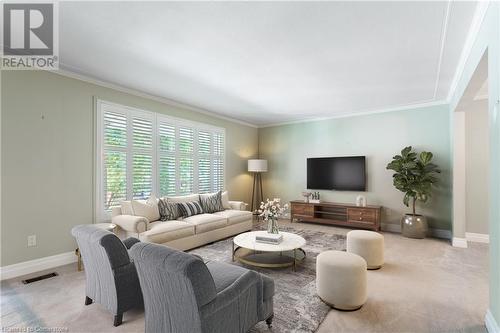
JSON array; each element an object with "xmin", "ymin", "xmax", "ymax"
[
  {"xmin": 178, "ymin": 201, "xmax": 204, "ymax": 217},
  {"xmin": 167, "ymin": 194, "xmax": 199, "ymax": 204},
  {"xmin": 199, "ymin": 191, "xmax": 224, "ymax": 213},
  {"xmin": 183, "ymin": 214, "xmax": 227, "ymax": 234},
  {"xmin": 213, "ymin": 209, "xmax": 252, "ymax": 225},
  {"xmin": 140, "ymin": 221, "xmax": 194, "ymax": 244},
  {"xmin": 158, "ymin": 198, "xmax": 180, "ymax": 221},
  {"xmin": 131, "ymin": 196, "xmax": 160, "ymax": 222}
]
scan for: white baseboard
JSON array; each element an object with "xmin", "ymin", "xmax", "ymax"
[
  {"xmin": 485, "ymin": 309, "xmax": 500, "ymax": 333},
  {"xmin": 381, "ymin": 223, "xmax": 452, "ymax": 239},
  {"xmin": 0, "ymin": 251, "xmax": 77, "ymax": 281},
  {"xmin": 466, "ymin": 232, "xmax": 489, "ymax": 243},
  {"xmin": 452, "ymin": 237, "xmax": 468, "ymax": 248}
]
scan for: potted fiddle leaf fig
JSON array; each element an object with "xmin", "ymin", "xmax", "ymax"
[{"xmin": 386, "ymin": 146, "xmax": 441, "ymax": 239}]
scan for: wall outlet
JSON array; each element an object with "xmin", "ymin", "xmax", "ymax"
[{"xmin": 27, "ymin": 235, "xmax": 37, "ymax": 247}]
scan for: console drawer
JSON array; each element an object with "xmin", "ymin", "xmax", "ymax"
[
  {"xmin": 292, "ymin": 203, "xmax": 314, "ymax": 217},
  {"xmin": 347, "ymin": 208, "xmax": 377, "ymax": 222}
]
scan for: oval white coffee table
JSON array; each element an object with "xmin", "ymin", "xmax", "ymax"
[{"xmin": 232, "ymin": 231, "xmax": 306, "ymax": 271}]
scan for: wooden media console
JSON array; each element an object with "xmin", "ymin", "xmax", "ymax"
[{"xmin": 290, "ymin": 200, "xmax": 381, "ymax": 231}]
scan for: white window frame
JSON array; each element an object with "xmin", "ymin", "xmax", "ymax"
[{"xmin": 96, "ymin": 99, "xmax": 226, "ymax": 221}]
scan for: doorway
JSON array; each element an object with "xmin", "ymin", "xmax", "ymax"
[{"xmin": 452, "ymin": 52, "xmax": 490, "ymax": 247}]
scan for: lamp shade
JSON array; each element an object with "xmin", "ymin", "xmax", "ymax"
[{"xmin": 248, "ymin": 159, "xmax": 268, "ymax": 172}]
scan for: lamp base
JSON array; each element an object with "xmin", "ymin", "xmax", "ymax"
[{"xmin": 250, "ymin": 172, "xmax": 264, "ymax": 214}]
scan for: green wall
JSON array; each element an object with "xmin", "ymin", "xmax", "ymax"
[
  {"xmin": 259, "ymin": 105, "xmax": 452, "ymax": 231},
  {"xmin": 1, "ymin": 70, "xmax": 258, "ymax": 266},
  {"xmin": 448, "ymin": 2, "xmax": 500, "ymax": 327}
]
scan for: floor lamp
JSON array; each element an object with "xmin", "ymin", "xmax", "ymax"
[{"xmin": 248, "ymin": 159, "xmax": 268, "ymax": 214}]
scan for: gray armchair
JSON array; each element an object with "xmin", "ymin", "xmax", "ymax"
[
  {"xmin": 71, "ymin": 225, "xmax": 143, "ymax": 326},
  {"xmin": 129, "ymin": 242, "xmax": 274, "ymax": 333}
]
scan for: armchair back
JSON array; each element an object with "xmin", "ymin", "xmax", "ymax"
[
  {"xmin": 71, "ymin": 225, "xmax": 142, "ymax": 315},
  {"xmin": 130, "ymin": 242, "xmax": 217, "ymax": 333}
]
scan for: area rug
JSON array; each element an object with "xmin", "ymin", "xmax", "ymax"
[{"xmin": 189, "ymin": 225, "xmax": 346, "ymax": 333}]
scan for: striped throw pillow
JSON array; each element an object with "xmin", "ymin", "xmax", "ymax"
[
  {"xmin": 199, "ymin": 191, "xmax": 224, "ymax": 213},
  {"xmin": 178, "ymin": 201, "xmax": 204, "ymax": 217},
  {"xmin": 158, "ymin": 198, "xmax": 180, "ymax": 221}
]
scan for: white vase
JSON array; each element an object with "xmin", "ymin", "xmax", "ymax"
[{"xmin": 356, "ymin": 195, "xmax": 367, "ymax": 207}]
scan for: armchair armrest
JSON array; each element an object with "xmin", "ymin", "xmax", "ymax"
[
  {"xmin": 228, "ymin": 201, "xmax": 248, "ymax": 211},
  {"xmin": 112, "ymin": 215, "xmax": 148, "ymax": 234},
  {"xmin": 200, "ymin": 270, "xmax": 260, "ymax": 317},
  {"xmin": 123, "ymin": 237, "xmax": 140, "ymax": 249}
]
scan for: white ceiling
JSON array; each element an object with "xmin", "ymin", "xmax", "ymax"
[{"xmin": 59, "ymin": 1, "xmax": 478, "ymax": 126}]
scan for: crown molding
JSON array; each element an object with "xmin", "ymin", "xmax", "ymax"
[
  {"xmin": 446, "ymin": 1, "xmax": 490, "ymax": 104},
  {"xmin": 258, "ymin": 100, "xmax": 448, "ymax": 128},
  {"xmin": 51, "ymin": 68, "xmax": 450, "ymax": 130},
  {"xmin": 433, "ymin": 0, "xmax": 451, "ymax": 100},
  {"xmin": 50, "ymin": 68, "xmax": 259, "ymax": 128}
]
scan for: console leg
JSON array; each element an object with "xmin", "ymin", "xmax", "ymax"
[
  {"xmin": 114, "ymin": 313, "xmax": 123, "ymax": 327},
  {"xmin": 84, "ymin": 296, "xmax": 92, "ymax": 305}
]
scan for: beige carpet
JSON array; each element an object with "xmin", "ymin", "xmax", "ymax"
[{"xmin": 1, "ymin": 219, "xmax": 489, "ymax": 333}]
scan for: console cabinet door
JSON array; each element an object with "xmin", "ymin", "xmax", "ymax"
[{"xmin": 292, "ymin": 203, "xmax": 314, "ymax": 217}]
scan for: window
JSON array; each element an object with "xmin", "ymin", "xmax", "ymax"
[{"xmin": 96, "ymin": 100, "xmax": 225, "ymax": 220}]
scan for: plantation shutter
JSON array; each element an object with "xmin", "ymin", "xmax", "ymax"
[
  {"xmin": 158, "ymin": 123, "xmax": 176, "ymax": 196},
  {"xmin": 178, "ymin": 127, "xmax": 194, "ymax": 195},
  {"xmin": 213, "ymin": 132, "xmax": 224, "ymax": 191},
  {"xmin": 198, "ymin": 131, "xmax": 212, "ymax": 193},
  {"xmin": 103, "ymin": 111, "xmax": 128, "ymax": 210},
  {"xmin": 98, "ymin": 100, "xmax": 226, "ymax": 219},
  {"xmin": 132, "ymin": 115, "xmax": 153, "ymax": 199}
]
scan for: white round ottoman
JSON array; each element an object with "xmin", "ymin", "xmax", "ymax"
[
  {"xmin": 347, "ymin": 230, "xmax": 384, "ymax": 269},
  {"xmin": 316, "ymin": 250, "xmax": 367, "ymax": 311}
]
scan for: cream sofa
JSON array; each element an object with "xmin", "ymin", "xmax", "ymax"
[{"xmin": 111, "ymin": 193, "xmax": 253, "ymax": 251}]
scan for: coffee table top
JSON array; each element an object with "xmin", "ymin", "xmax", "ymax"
[{"xmin": 234, "ymin": 231, "xmax": 306, "ymax": 252}]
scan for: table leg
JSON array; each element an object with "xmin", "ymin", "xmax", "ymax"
[
  {"xmin": 232, "ymin": 241, "xmax": 235, "ymax": 262},
  {"xmin": 293, "ymin": 248, "xmax": 297, "ymax": 271}
]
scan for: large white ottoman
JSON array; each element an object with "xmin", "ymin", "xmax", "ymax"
[
  {"xmin": 347, "ymin": 230, "xmax": 384, "ymax": 269},
  {"xmin": 316, "ymin": 250, "xmax": 367, "ymax": 310}
]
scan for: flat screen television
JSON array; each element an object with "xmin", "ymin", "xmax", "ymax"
[{"xmin": 307, "ymin": 156, "xmax": 366, "ymax": 191}]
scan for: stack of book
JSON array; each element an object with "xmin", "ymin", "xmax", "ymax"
[{"xmin": 256, "ymin": 233, "xmax": 283, "ymax": 245}]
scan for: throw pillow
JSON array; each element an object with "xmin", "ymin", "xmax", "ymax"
[
  {"xmin": 158, "ymin": 198, "xmax": 180, "ymax": 221},
  {"xmin": 199, "ymin": 191, "xmax": 224, "ymax": 213},
  {"xmin": 120, "ymin": 201, "xmax": 135, "ymax": 215},
  {"xmin": 131, "ymin": 195, "xmax": 160, "ymax": 222},
  {"xmin": 221, "ymin": 191, "xmax": 230, "ymax": 209},
  {"xmin": 178, "ymin": 201, "xmax": 204, "ymax": 217}
]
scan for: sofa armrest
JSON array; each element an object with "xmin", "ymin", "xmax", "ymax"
[
  {"xmin": 228, "ymin": 201, "xmax": 247, "ymax": 211},
  {"xmin": 111, "ymin": 206, "xmax": 122, "ymax": 217},
  {"xmin": 112, "ymin": 215, "xmax": 148, "ymax": 234}
]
